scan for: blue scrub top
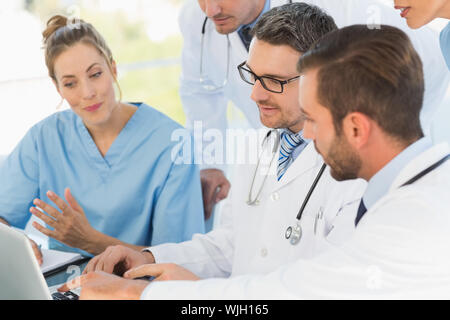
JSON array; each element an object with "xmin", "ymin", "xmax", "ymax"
[
  {"xmin": 0, "ymin": 103, "xmax": 205, "ymax": 255},
  {"xmin": 440, "ymin": 22, "xmax": 450, "ymax": 70}
]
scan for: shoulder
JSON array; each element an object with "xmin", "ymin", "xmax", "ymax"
[
  {"xmin": 441, "ymin": 22, "xmax": 450, "ymax": 40},
  {"xmin": 364, "ymin": 165, "xmax": 450, "ymax": 232},
  {"xmin": 136, "ymin": 103, "xmax": 196, "ymax": 165},
  {"xmin": 27, "ymin": 109, "xmax": 76, "ymax": 139},
  {"xmin": 136, "ymin": 103, "xmax": 191, "ymax": 146},
  {"xmin": 440, "ymin": 22, "xmax": 450, "ymax": 66},
  {"xmin": 137, "ymin": 103, "xmax": 183, "ymax": 130}
]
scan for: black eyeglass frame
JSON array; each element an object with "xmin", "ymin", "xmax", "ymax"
[{"xmin": 237, "ymin": 61, "xmax": 300, "ymax": 94}]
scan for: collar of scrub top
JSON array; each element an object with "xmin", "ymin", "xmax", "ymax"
[
  {"xmin": 237, "ymin": 0, "xmax": 272, "ymax": 50},
  {"xmin": 439, "ymin": 22, "xmax": 450, "ymax": 69},
  {"xmin": 361, "ymin": 136, "xmax": 433, "ymax": 212}
]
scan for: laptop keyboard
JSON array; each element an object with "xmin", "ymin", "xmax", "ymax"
[{"xmin": 52, "ymin": 291, "xmax": 79, "ymax": 300}]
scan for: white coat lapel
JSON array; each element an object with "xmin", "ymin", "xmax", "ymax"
[
  {"xmin": 248, "ymin": 130, "xmax": 281, "ymax": 201},
  {"xmin": 390, "ymin": 143, "xmax": 450, "ymax": 190},
  {"xmin": 229, "ymin": 32, "xmax": 248, "ymax": 61}
]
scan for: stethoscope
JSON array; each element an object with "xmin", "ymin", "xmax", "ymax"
[
  {"xmin": 199, "ymin": 0, "xmax": 293, "ymax": 91},
  {"xmin": 285, "ymin": 163, "xmax": 327, "ymax": 245},
  {"xmin": 247, "ymin": 129, "xmax": 327, "ymax": 245},
  {"xmin": 200, "ymin": 17, "xmax": 230, "ymax": 91}
]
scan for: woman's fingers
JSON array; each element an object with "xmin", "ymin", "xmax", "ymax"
[
  {"xmin": 32, "ymin": 221, "xmax": 57, "ymax": 239},
  {"xmin": 30, "ymin": 207, "xmax": 57, "ymax": 228},
  {"xmin": 33, "ymin": 198, "xmax": 62, "ymax": 220},
  {"xmin": 47, "ymin": 191, "xmax": 70, "ymax": 214},
  {"xmin": 65, "ymin": 188, "xmax": 83, "ymax": 213}
]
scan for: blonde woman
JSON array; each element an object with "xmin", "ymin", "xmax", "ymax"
[
  {"xmin": 0, "ymin": 15, "xmax": 204, "ymax": 262},
  {"xmin": 394, "ymin": 0, "xmax": 450, "ymax": 68}
]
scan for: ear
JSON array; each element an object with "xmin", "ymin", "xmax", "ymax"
[
  {"xmin": 342, "ymin": 112, "xmax": 371, "ymax": 149},
  {"xmin": 111, "ymin": 60, "xmax": 118, "ymax": 78},
  {"xmin": 52, "ymin": 78, "xmax": 62, "ymax": 97}
]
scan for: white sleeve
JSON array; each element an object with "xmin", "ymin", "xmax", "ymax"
[
  {"xmin": 141, "ymin": 193, "xmax": 450, "ymax": 299},
  {"xmin": 148, "ymin": 226, "xmax": 234, "ymax": 279},
  {"xmin": 147, "ymin": 185, "xmax": 236, "ymax": 279},
  {"xmin": 178, "ymin": 0, "xmax": 229, "ymax": 170}
]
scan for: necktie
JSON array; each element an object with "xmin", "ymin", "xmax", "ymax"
[
  {"xmin": 238, "ymin": 25, "xmax": 252, "ymax": 51},
  {"xmin": 277, "ymin": 131, "xmax": 304, "ymax": 181},
  {"xmin": 354, "ymin": 199, "xmax": 367, "ymax": 226}
]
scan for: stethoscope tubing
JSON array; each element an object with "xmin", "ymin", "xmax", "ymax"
[{"xmin": 296, "ymin": 163, "xmax": 327, "ymax": 221}]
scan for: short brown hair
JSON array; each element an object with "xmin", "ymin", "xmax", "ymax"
[
  {"xmin": 298, "ymin": 24, "xmax": 424, "ymax": 142},
  {"xmin": 251, "ymin": 2, "xmax": 337, "ymax": 53},
  {"xmin": 43, "ymin": 15, "xmax": 122, "ymax": 99}
]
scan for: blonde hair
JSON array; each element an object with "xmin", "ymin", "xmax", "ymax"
[{"xmin": 43, "ymin": 15, "xmax": 122, "ymax": 100}]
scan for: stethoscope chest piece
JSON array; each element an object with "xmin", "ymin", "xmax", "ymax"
[
  {"xmin": 285, "ymin": 223, "xmax": 302, "ymax": 245},
  {"xmin": 246, "ymin": 199, "xmax": 260, "ymax": 206}
]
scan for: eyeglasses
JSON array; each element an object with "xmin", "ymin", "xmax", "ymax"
[{"xmin": 237, "ymin": 61, "xmax": 300, "ymax": 94}]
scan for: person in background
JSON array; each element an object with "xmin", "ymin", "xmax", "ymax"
[
  {"xmin": 394, "ymin": 0, "xmax": 450, "ymax": 69},
  {"xmin": 0, "ymin": 15, "xmax": 205, "ymax": 263}
]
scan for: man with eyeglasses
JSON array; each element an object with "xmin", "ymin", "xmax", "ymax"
[
  {"xmin": 57, "ymin": 3, "xmax": 367, "ymax": 299},
  {"xmin": 179, "ymin": 0, "xmax": 449, "ymax": 224}
]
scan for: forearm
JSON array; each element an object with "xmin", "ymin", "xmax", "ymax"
[
  {"xmin": 84, "ymin": 229, "xmax": 148, "ymax": 256},
  {"xmin": 149, "ymin": 228, "xmax": 233, "ymax": 278}
]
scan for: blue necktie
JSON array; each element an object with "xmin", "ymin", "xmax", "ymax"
[
  {"xmin": 277, "ymin": 131, "xmax": 304, "ymax": 181},
  {"xmin": 354, "ymin": 199, "xmax": 367, "ymax": 226}
]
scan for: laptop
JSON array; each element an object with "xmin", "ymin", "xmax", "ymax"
[{"xmin": 0, "ymin": 223, "xmax": 79, "ymax": 300}]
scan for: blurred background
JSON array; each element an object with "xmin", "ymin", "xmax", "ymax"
[
  {"xmin": 0, "ymin": 0, "xmax": 188, "ymax": 156},
  {"xmin": 0, "ymin": 0, "xmax": 449, "ymax": 156}
]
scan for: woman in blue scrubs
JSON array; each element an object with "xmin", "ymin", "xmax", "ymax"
[
  {"xmin": 394, "ymin": 0, "xmax": 450, "ymax": 69},
  {"xmin": 0, "ymin": 15, "xmax": 205, "ymax": 260}
]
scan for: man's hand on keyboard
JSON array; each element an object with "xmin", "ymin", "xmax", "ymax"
[
  {"xmin": 82, "ymin": 245, "xmax": 155, "ymax": 276},
  {"xmin": 124, "ymin": 263, "xmax": 200, "ymax": 282}
]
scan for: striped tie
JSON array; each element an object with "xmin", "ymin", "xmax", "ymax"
[{"xmin": 277, "ymin": 131, "xmax": 304, "ymax": 181}]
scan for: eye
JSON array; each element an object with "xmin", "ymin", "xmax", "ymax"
[
  {"xmin": 300, "ymin": 111, "xmax": 312, "ymax": 122},
  {"xmin": 91, "ymin": 71, "xmax": 103, "ymax": 78},
  {"xmin": 64, "ymin": 82, "xmax": 75, "ymax": 88}
]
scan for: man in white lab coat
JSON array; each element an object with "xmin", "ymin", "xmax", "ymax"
[
  {"xmin": 60, "ymin": 24, "xmax": 450, "ymax": 299},
  {"xmin": 184, "ymin": 0, "xmax": 449, "ymax": 219},
  {"xmin": 57, "ymin": 4, "xmax": 368, "ymax": 299}
]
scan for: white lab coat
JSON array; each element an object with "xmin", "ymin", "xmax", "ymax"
[
  {"xmin": 179, "ymin": 0, "xmax": 449, "ymax": 153},
  {"xmin": 149, "ymin": 134, "xmax": 366, "ymax": 279},
  {"xmin": 143, "ymin": 143, "xmax": 450, "ymax": 299}
]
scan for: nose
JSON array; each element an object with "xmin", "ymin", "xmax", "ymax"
[
  {"xmin": 204, "ymin": 0, "xmax": 221, "ymax": 18},
  {"xmin": 81, "ymin": 80, "xmax": 96, "ymax": 100},
  {"xmin": 250, "ymin": 79, "xmax": 270, "ymax": 103},
  {"xmin": 251, "ymin": 80, "xmax": 270, "ymax": 102}
]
